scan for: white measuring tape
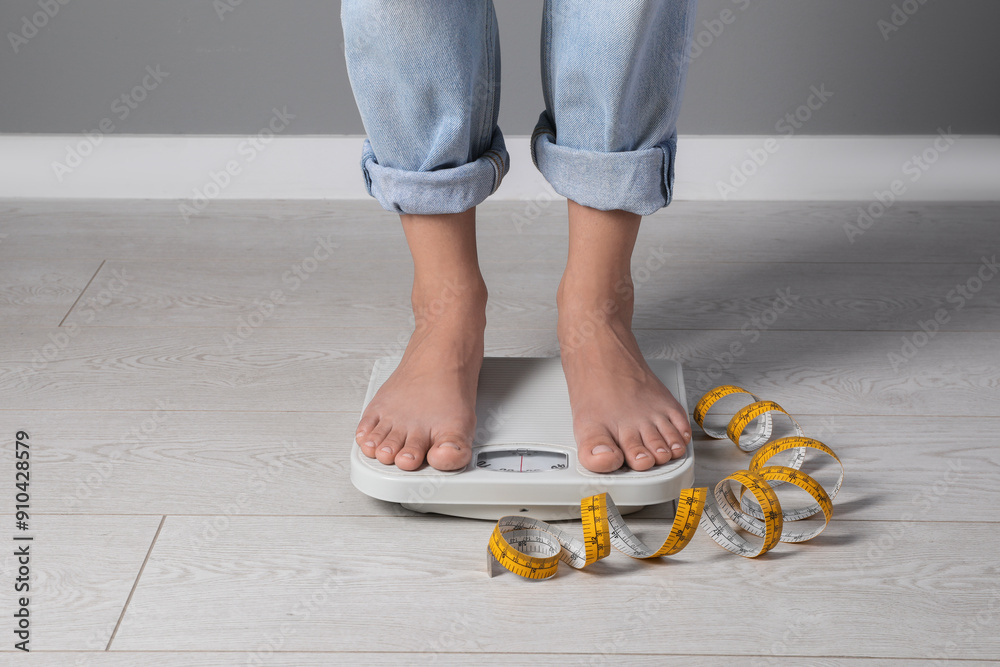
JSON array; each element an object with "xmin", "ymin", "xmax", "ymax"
[{"xmin": 488, "ymin": 384, "xmax": 844, "ymax": 578}]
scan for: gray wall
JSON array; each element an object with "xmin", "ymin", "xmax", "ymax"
[{"xmin": 1, "ymin": 0, "xmax": 997, "ymax": 136}]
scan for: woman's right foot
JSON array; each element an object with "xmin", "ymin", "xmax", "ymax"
[{"xmin": 355, "ymin": 276, "xmax": 488, "ymax": 471}]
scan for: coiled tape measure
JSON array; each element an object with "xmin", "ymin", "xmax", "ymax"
[{"xmin": 487, "ymin": 384, "xmax": 844, "ymax": 579}]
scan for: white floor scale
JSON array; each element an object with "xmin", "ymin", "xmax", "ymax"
[{"xmin": 350, "ymin": 356, "xmax": 695, "ymax": 520}]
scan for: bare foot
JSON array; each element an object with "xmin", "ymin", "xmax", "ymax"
[
  {"xmin": 557, "ymin": 200, "xmax": 691, "ymax": 473},
  {"xmin": 355, "ymin": 277, "xmax": 487, "ymax": 471},
  {"xmin": 558, "ymin": 296, "xmax": 691, "ymax": 472}
]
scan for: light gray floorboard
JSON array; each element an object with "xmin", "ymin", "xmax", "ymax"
[
  {"xmin": 0, "ymin": 199, "xmax": 998, "ymax": 661},
  {"xmin": 10, "ymin": 656, "xmax": 999, "ymax": 666},
  {"xmin": 0, "ymin": 410, "xmax": 994, "ymax": 523},
  {"xmin": 105, "ymin": 515, "xmax": 998, "ymax": 660},
  {"xmin": 49, "ymin": 257, "xmax": 1000, "ymax": 331},
  {"xmin": 1, "ymin": 200, "xmax": 996, "ymax": 264},
  {"xmin": 0, "ymin": 514, "xmax": 162, "ymax": 652},
  {"xmin": 2, "ymin": 327, "xmax": 998, "ymax": 415},
  {"xmin": 0, "ymin": 260, "xmax": 102, "ymax": 326}
]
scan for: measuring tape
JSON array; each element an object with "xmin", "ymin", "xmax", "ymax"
[{"xmin": 487, "ymin": 384, "xmax": 844, "ymax": 578}]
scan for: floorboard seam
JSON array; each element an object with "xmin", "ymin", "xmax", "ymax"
[
  {"xmin": 57, "ymin": 259, "xmax": 104, "ymax": 327},
  {"xmin": 105, "ymin": 514, "xmax": 166, "ymax": 650},
  {"xmin": 3, "ymin": 649, "xmax": 995, "ymax": 661},
  {"xmin": 15, "ymin": 513, "xmax": 999, "ymax": 524}
]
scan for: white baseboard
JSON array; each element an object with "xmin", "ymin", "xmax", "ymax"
[{"xmin": 0, "ymin": 133, "xmax": 997, "ymax": 201}]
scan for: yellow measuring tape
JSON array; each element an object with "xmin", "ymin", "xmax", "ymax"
[{"xmin": 487, "ymin": 384, "xmax": 844, "ymax": 578}]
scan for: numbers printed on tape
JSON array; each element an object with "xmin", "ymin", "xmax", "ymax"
[
  {"xmin": 487, "ymin": 488, "xmax": 706, "ymax": 580},
  {"xmin": 487, "ymin": 385, "xmax": 844, "ymax": 578}
]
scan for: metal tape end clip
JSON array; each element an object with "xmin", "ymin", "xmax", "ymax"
[{"xmin": 486, "ymin": 547, "xmax": 501, "ymax": 578}]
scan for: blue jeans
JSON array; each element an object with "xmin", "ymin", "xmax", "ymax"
[{"xmin": 341, "ymin": 0, "xmax": 697, "ymax": 216}]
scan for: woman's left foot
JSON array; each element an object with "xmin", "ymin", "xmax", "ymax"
[{"xmin": 557, "ymin": 282, "xmax": 692, "ymax": 474}]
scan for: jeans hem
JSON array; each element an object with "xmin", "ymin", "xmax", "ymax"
[
  {"xmin": 360, "ymin": 129, "xmax": 509, "ymax": 215},
  {"xmin": 530, "ymin": 111, "xmax": 676, "ymax": 216}
]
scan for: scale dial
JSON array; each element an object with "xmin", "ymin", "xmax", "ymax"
[{"xmin": 475, "ymin": 448, "xmax": 568, "ymax": 473}]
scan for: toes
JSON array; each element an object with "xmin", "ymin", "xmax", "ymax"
[
  {"xmin": 356, "ymin": 414, "xmax": 380, "ymax": 456},
  {"xmin": 356, "ymin": 413, "xmax": 378, "ymax": 443},
  {"xmin": 375, "ymin": 426, "xmax": 406, "ymax": 465},
  {"xmin": 639, "ymin": 423, "xmax": 673, "ymax": 465},
  {"xmin": 663, "ymin": 406, "xmax": 692, "ymax": 447},
  {"xmin": 618, "ymin": 427, "xmax": 656, "ymax": 471},
  {"xmin": 365, "ymin": 419, "xmax": 392, "ymax": 450},
  {"xmin": 395, "ymin": 432, "xmax": 433, "ymax": 471},
  {"xmin": 654, "ymin": 416, "xmax": 687, "ymax": 459},
  {"xmin": 577, "ymin": 429, "xmax": 625, "ymax": 473},
  {"xmin": 426, "ymin": 433, "xmax": 472, "ymax": 471}
]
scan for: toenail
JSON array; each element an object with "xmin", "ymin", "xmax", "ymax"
[
  {"xmin": 379, "ymin": 446, "xmax": 393, "ymax": 454},
  {"xmin": 635, "ymin": 452, "xmax": 648, "ymax": 460},
  {"xmin": 399, "ymin": 452, "xmax": 415, "ymax": 460},
  {"xmin": 656, "ymin": 447, "xmax": 669, "ymax": 453},
  {"xmin": 438, "ymin": 442, "xmax": 462, "ymax": 450},
  {"xmin": 363, "ymin": 440, "xmax": 375, "ymax": 448},
  {"xmin": 671, "ymin": 444, "xmax": 684, "ymax": 453},
  {"xmin": 684, "ymin": 432, "xmax": 691, "ymax": 443},
  {"xmin": 592, "ymin": 444, "xmax": 614, "ymax": 455}
]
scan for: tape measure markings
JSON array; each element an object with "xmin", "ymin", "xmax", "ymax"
[
  {"xmin": 739, "ymin": 437, "xmax": 844, "ymax": 525},
  {"xmin": 488, "ymin": 488, "xmax": 706, "ymax": 580},
  {"xmin": 488, "ymin": 384, "xmax": 843, "ymax": 578}
]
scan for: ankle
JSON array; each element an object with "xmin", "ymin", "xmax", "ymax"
[
  {"xmin": 411, "ymin": 273, "xmax": 488, "ymax": 326},
  {"xmin": 557, "ymin": 272, "xmax": 634, "ymax": 326},
  {"xmin": 556, "ymin": 301, "xmax": 634, "ymax": 353}
]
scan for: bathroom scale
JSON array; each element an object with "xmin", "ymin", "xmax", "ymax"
[{"xmin": 350, "ymin": 356, "xmax": 695, "ymax": 521}]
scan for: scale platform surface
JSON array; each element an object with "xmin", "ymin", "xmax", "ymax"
[{"xmin": 350, "ymin": 356, "xmax": 694, "ymax": 520}]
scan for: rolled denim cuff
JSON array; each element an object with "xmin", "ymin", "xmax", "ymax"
[
  {"xmin": 530, "ymin": 111, "xmax": 677, "ymax": 216},
  {"xmin": 359, "ymin": 129, "xmax": 509, "ymax": 215}
]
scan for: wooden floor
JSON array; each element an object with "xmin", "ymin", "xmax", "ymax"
[{"xmin": 1, "ymin": 199, "xmax": 998, "ymax": 665}]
